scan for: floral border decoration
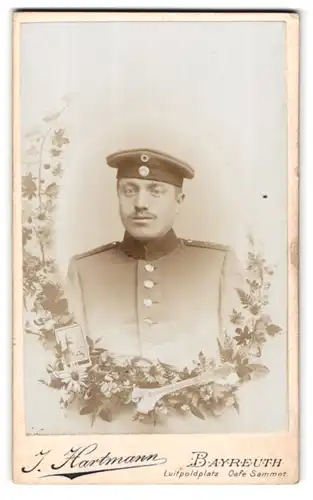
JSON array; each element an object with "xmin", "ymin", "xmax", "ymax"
[
  {"xmin": 22, "ymin": 101, "xmax": 283, "ymax": 426},
  {"xmin": 23, "ymin": 98, "xmax": 74, "ymax": 343}
]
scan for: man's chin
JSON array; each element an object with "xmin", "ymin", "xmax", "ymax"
[
  {"xmin": 126, "ymin": 226, "xmax": 163, "ymax": 241},
  {"xmin": 129, "ymin": 230, "xmax": 159, "ymax": 241}
]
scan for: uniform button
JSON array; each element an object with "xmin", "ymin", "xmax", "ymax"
[
  {"xmin": 144, "ymin": 263, "xmax": 155, "ymax": 272},
  {"xmin": 144, "ymin": 279, "xmax": 154, "ymax": 289},
  {"xmin": 143, "ymin": 318, "xmax": 153, "ymax": 326},
  {"xmin": 143, "ymin": 299, "xmax": 153, "ymax": 307}
]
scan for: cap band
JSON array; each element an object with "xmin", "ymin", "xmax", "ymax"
[{"xmin": 116, "ymin": 163, "xmax": 183, "ymax": 187}]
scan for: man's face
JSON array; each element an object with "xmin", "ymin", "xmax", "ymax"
[{"xmin": 117, "ymin": 178, "xmax": 184, "ymax": 241}]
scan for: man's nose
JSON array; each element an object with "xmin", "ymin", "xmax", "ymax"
[{"xmin": 134, "ymin": 191, "xmax": 149, "ymax": 211}]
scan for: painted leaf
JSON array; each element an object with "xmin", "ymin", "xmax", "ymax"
[
  {"xmin": 248, "ymin": 363, "xmax": 269, "ymax": 377},
  {"xmin": 236, "ymin": 363, "xmax": 252, "ymax": 379},
  {"xmin": 42, "ymin": 111, "xmax": 61, "ymax": 122},
  {"xmin": 230, "ymin": 309, "xmax": 244, "ymax": 325},
  {"xmin": 49, "ymin": 377, "xmax": 63, "ymax": 389},
  {"xmin": 80, "ymin": 404, "xmax": 97, "ymax": 415},
  {"xmin": 86, "ymin": 336, "xmax": 94, "ymax": 349},
  {"xmin": 41, "ymin": 282, "xmax": 60, "ymax": 300},
  {"xmin": 248, "ymin": 364, "xmax": 270, "ymax": 378},
  {"xmin": 251, "ymin": 331, "xmax": 267, "ymax": 346},
  {"xmin": 233, "ymin": 399, "xmax": 240, "ymax": 414},
  {"xmin": 99, "ymin": 408, "xmax": 113, "ymax": 422},
  {"xmin": 266, "ymin": 324, "xmax": 282, "ymax": 336},
  {"xmin": 22, "ymin": 227, "xmax": 33, "ymax": 246},
  {"xmin": 234, "ymin": 326, "xmax": 251, "ymax": 346},
  {"xmin": 52, "ymin": 129, "xmax": 70, "ymax": 148},
  {"xmin": 51, "ymin": 148, "xmax": 61, "ymax": 157},
  {"xmin": 22, "ymin": 172, "xmax": 37, "ymax": 200},
  {"xmin": 217, "ymin": 338, "xmax": 235, "ymax": 363},
  {"xmin": 235, "ymin": 288, "xmax": 250, "ymax": 307},
  {"xmin": 249, "ymin": 304, "xmax": 260, "ymax": 315},
  {"xmin": 45, "ymin": 182, "xmax": 59, "ymax": 197},
  {"xmin": 42, "ymin": 298, "xmax": 68, "ymax": 315},
  {"xmin": 190, "ymin": 405, "xmax": 205, "ymax": 420}
]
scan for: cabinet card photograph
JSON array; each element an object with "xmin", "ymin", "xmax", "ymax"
[{"xmin": 13, "ymin": 11, "xmax": 299, "ymax": 484}]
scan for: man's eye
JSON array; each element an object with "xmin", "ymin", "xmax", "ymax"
[
  {"xmin": 122, "ymin": 187, "xmax": 136, "ymax": 196},
  {"xmin": 150, "ymin": 187, "xmax": 164, "ymax": 196}
]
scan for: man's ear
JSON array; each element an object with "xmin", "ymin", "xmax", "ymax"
[
  {"xmin": 175, "ymin": 191, "xmax": 185, "ymax": 214},
  {"xmin": 177, "ymin": 192, "xmax": 185, "ymax": 204}
]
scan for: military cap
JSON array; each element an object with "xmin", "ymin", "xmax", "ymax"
[{"xmin": 106, "ymin": 148, "xmax": 195, "ymax": 187}]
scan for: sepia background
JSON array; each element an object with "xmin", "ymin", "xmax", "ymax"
[{"xmin": 20, "ymin": 20, "xmax": 288, "ymax": 434}]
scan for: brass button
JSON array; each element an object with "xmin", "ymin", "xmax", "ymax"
[
  {"xmin": 144, "ymin": 280, "xmax": 154, "ymax": 289},
  {"xmin": 143, "ymin": 299, "xmax": 153, "ymax": 307},
  {"xmin": 144, "ymin": 263, "xmax": 154, "ymax": 272}
]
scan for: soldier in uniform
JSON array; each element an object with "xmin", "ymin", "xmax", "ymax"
[
  {"xmin": 66, "ymin": 148, "xmax": 243, "ymax": 371},
  {"xmin": 28, "ymin": 147, "xmax": 286, "ymax": 435}
]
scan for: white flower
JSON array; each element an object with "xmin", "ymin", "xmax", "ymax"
[
  {"xmin": 58, "ymin": 369, "xmax": 88, "ymax": 393},
  {"xmin": 100, "ymin": 381, "xmax": 118, "ymax": 396},
  {"xmin": 113, "ymin": 356, "xmax": 131, "ymax": 367},
  {"xmin": 181, "ymin": 404, "xmax": 190, "ymax": 412},
  {"xmin": 156, "ymin": 376, "xmax": 167, "ymax": 385},
  {"xmin": 44, "ymin": 319, "xmax": 55, "ymax": 330},
  {"xmin": 225, "ymin": 373, "xmax": 239, "ymax": 385},
  {"xmin": 111, "ymin": 383, "xmax": 118, "ymax": 393},
  {"xmin": 60, "ymin": 388, "xmax": 75, "ymax": 409},
  {"xmin": 200, "ymin": 386, "xmax": 213, "ymax": 398},
  {"xmin": 203, "ymin": 394, "xmax": 212, "ymax": 402},
  {"xmin": 225, "ymin": 396, "xmax": 235, "ymax": 407},
  {"xmin": 100, "ymin": 382, "xmax": 109, "ymax": 394}
]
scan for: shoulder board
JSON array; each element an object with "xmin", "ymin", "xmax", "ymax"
[
  {"xmin": 183, "ymin": 239, "xmax": 230, "ymax": 252},
  {"xmin": 74, "ymin": 241, "xmax": 119, "ymax": 260}
]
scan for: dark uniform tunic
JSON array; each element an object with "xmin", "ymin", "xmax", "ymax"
[{"xmin": 66, "ymin": 229, "xmax": 243, "ymax": 370}]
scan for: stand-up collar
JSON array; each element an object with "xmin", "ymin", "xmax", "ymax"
[{"xmin": 120, "ymin": 229, "xmax": 180, "ymax": 261}]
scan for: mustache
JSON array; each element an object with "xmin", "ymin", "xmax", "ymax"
[{"xmin": 130, "ymin": 212, "xmax": 157, "ymax": 219}]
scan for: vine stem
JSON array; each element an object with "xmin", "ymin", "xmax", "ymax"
[
  {"xmin": 26, "ymin": 331, "xmax": 45, "ymax": 338},
  {"xmin": 33, "ymin": 226, "xmax": 46, "ymax": 267},
  {"xmin": 37, "ymin": 103, "xmax": 69, "ymax": 213},
  {"xmin": 36, "ymin": 103, "xmax": 69, "ymax": 268},
  {"xmin": 38, "ymin": 127, "xmax": 52, "ymax": 213}
]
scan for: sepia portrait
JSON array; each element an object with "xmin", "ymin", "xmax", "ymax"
[{"xmin": 13, "ymin": 11, "xmax": 299, "ymax": 485}]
